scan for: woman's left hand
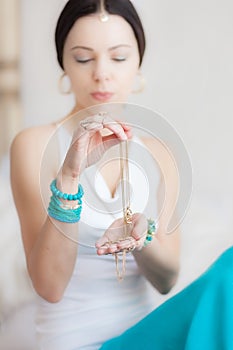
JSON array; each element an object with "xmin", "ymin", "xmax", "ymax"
[{"xmin": 95, "ymin": 213, "xmax": 147, "ymax": 255}]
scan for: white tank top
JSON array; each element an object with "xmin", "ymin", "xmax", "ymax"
[{"xmin": 35, "ymin": 125, "xmax": 161, "ymax": 350}]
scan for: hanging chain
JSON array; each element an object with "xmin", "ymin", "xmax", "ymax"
[
  {"xmin": 114, "ymin": 140, "xmax": 133, "ymax": 281},
  {"xmin": 120, "ymin": 140, "xmax": 133, "ymax": 227}
]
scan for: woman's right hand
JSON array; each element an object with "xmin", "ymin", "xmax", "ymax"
[{"xmin": 61, "ymin": 113, "xmax": 132, "ymax": 179}]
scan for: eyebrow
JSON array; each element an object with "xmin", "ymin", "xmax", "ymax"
[{"xmin": 71, "ymin": 44, "xmax": 132, "ymax": 51}]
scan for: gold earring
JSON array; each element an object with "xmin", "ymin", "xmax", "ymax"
[
  {"xmin": 132, "ymin": 71, "xmax": 145, "ymax": 94},
  {"xmin": 58, "ymin": 72, "xmax": 72, "ymax": 95}
]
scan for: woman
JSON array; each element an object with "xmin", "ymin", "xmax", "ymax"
[
  {"xmin": 11, "ymin": 1, "xmax": 180, "ymax": 349},
  {"xmin": 11, "ymin": 0, "xmax": 233, "ymax": 349}
]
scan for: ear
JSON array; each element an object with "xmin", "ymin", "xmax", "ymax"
[
  {"xmin": 58, "ymin": 72, "xmax": 72, "ymax": 95},
  {"xmin": 131, "ymin": 71, "xmax": 145, "ymax": 94}
]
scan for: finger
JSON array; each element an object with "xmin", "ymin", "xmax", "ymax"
[
  {"xmin": 95, "ymin": 235, "xmax": 110, "ymax": 248},
  {"xmin": 78, "ymin": 114, "xmax": 107, "ymax": 139},
  {"xmin": 117, "ymin": 236, "xmax": 135, "ymax": 250},
  {"xmin": 71, "ymin": 124, "xmax": 92, "ymax": 147},
  {"xmin": 115, "ymin": 120, "xmax": 133, "ymax": 139},
  {"xmin": 96, "ymin": 246, "xmax": 109, "ymax": 255},
  {"xmin": 78, "ymin": 116, "xmax": 127, "ymax": 145},
  {"xmin": 96, "ymin": 242, "xmax": 121, "ymax": 255},
  {"xmin": 117, "ymin": 120, "xmax": 132, "ymax": 133},
  {"xmin": 96, "ymin": 239, "xmax": 113, "ymax": 254},
  {"xmin": 108, "ymin": 243, "xmax": 119, "ymax": 253},
  {"xmin": 101, "ymin": 134, "xmax": 121, "ymax": 153},
  {"xmin": 102, "ymin": 117, "xmax": 128, "ymax": 141},
  {"xmin": 80, "ymin": 115, "xmax": 130, "ymax": 141}
]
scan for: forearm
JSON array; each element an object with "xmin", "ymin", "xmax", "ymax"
[
  {"xmin": 133, "ymin": 235, "xmax": 180, "ymax": 294},
  {"xmin": 28, "ymin": 174, "xmax": 80, "ymax": 303},
  {"xmin": 28, "ymin": 217, "xmax": 78, "ymax": 302}
]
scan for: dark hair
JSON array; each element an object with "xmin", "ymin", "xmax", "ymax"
[{"xmin": 55, "ymin": 0, "xmax": 146, "ymax": 69}]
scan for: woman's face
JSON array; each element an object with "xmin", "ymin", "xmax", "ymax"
[{"xmin": 63, "ymin": 14, "xmax": 140, "ymax": 109}]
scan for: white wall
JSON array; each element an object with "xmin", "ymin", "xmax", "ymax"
[{"xmin": 20, "ymin": 0, "xmax": 233, "ymax": 196}]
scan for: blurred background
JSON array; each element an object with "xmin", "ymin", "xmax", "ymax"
[
  {"xmin": 1, "ymin": 0, "xmax": 233, "ymax": 192},
  {"xmin": 0, "ymin": 0, "xmax": 233, "ymax": 348}
]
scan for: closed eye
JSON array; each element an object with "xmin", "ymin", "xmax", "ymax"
[
  {"xmin": 112, "ymin": 57, "xmax": 127, "ymax": 62},
  {"xmin": 75, "ymin": 58, "xmax": 94, "ymax": 63}
]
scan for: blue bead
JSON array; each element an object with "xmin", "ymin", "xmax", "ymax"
[
  {"xmin": 57, "ymin": 192, "xmax": 63, "ymax": 198},
  {"xmin": 50, "ymin": 179, "xmax": 84, "ymax": 202}
]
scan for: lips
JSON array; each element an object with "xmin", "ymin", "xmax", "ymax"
[{"xmin": 91, "ymin": 92, "xmax": 114, "ymax": 102}]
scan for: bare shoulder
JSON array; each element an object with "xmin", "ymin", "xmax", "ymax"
[
  {"xmin": 10, "ymin": 123, "xmax": 59, "ymax": 177},
  {"xmin": 10, "ymin": 122, "xmax": 59, "ymax": 204},
  {"xmin": 11, "ymin": 123, "xmax": 57, "ymax": 157}
]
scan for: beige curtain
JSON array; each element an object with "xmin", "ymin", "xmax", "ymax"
[{"xmin": 0, "ymin": 0, "xmax": 21, "ymax": 160}]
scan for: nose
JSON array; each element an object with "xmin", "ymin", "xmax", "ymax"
[{"xmin": 92, "ymin": 58, "xmax": 111, "ymax": 82}]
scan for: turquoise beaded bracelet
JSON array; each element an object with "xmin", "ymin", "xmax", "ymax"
[
  {"xmin": 50, "ymin": 179, "xmax": 84, "ymax": 201},
  {"xmin": 143, "ymin": 219, "xmax": 158, "ymax": 247},
  {"xmin": 48, "ymin": 194, "xmax": 82, "ymax": 223},
  {"xmin": 48, "ymin": 179, "xmax": 84, "ymax": 223}
]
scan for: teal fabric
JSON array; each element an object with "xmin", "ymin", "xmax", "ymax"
[{"xmin": 100, "ymin": 246, "xmax": 233, "ymax": 350}]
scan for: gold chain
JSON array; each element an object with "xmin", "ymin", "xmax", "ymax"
[{"xmin": 114, "ymin": 140, "xmax": 133, "ymax": 281}]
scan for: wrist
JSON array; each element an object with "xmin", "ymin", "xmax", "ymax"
[
  {"xmin": 143, "ymin": 219, "xmax": 157, "ymax": 247},
  {"xmin": 135, "ymin": 218, "xmax": 158, "ymax": 251},
  {"xmin": 56, "ymin": 170, "xmax": 80, "ymax": 195},
  {"xmin": 47, "ymin": 178, "xmax": 84, "ymax": 223}
]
